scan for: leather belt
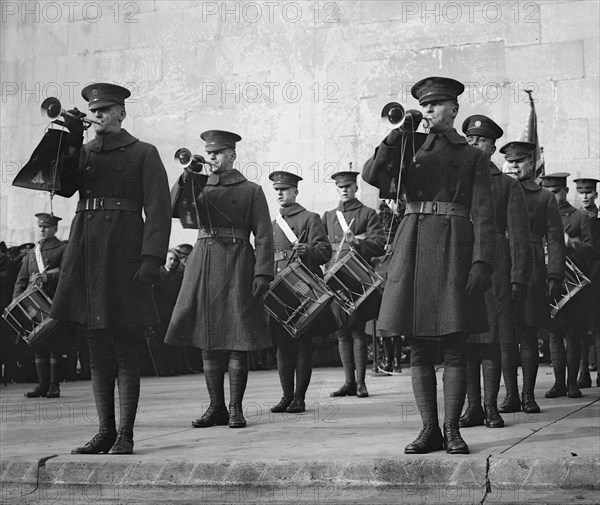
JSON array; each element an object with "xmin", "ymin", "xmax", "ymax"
[
  {"xmin": 197, "ymin": 227, "xmax": 249, "ymax": 241},
  {"xmin": 405, "ymin": 201, "xmax": 470, "ymax": 219},
  {"xmin": 274, "ymin": 250, "xmax": 292, "ymax": 262},
  {"xmin": 77, "ymin": 197, "xmax": 141, "ymax": 213}
]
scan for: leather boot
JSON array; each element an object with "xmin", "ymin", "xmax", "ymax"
[
  {"xmin": 459, "ymin": 404, "xmax": 485, "ymax": 428},
  {"xmin": 45, "ymin": 383, "xmax": 61, "ymax": 398},
  {"xmin": 484, "ymin": 404, "xmax": 504, "ymax": 428},
  {"xmin": 567, "ymin": 383, "xmax": 582, "ymax": 398},
  {"xmin": 271, "ymin": 397, "xmax": 293, "ymax": 413},
  {"xmin": 443, "ymin": 422, "xmax": 469, "ymax": 454},
  {"xmin": 356, "ymin": 381, "xmax": 369, "ymax": 398},
  {"xmin": 71, "ymin": 429, "xmax": 117, "ymax": 454},
  {"xmin": 577, "ymin": 370, "xmax": 592, "ymax": 389},
  {"xmin": 521, "ymin": 393, "xmax": 540, "ymax": 414},
  {"xmin": 192, "ymin": 404, "xmax": 229, "ymax": 428},
  {"xmin": 109, "ymin": 429, "xmax": 134, "ymax": 455},
  {"xmin": 26, "ymin": 360, "xmax": 50, "ymax": 398},
  {"xmin": 286, "ymin": 395, "xmax": 306, "ymax": 413},
  {"xmin": 25, "ymin": 384, "xmax": 49, "ymax": 398},
  {"xmin": 545, "ymin": 382, "xmax": 568, "ymax": 398},
  {"xmin": 404, "ymin": 424, "xmax": 444, "ymax": 454},
  {"xmin": 229, "ymin": 403, "xmax": 246, "ymax": 428},
  {"xmin": 330, "ymin": 382, "xmax": 356, "ymax": 397},
  {"xmin": 498, "ymin": 395, "xmax": 521, "ymax": 413}
]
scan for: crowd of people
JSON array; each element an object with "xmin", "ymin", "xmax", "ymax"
[{"xmin": 2, "ymin": 77, "xmax": 598, "ymax": 456}]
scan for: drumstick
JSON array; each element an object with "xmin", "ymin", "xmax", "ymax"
[
  {"xmin": 284, "ymin": 229, "xmax": 307, "ymax": 269},
  {"xmin": 333, "ymin": 217, "xmax": 355, "ymax": 265}
]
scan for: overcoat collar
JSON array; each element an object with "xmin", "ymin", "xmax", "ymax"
[
  {"xmin": 280, "ymin": 202, "xmax": 305, "ymax": 217},
  {"xmin": 206, "ymin": 169, "xmax": 247, "ymax": 186},
  {"xmin": 38, "ymin": 236, "xmax": 62, "ymax": 251},
  {"xmin": 86, "ymin": 129, "xmax": 138, "ymax": 152},
  {"xmin": 521, "ymin": 179, "xmax": 541, "ymax": 192},
  {"xmin": 337, "ymin": 198, "xmax": 363, "ymax": 212},
  {"xmin": 558, "ymin": 199, "xmax": 577, "ymax": 216},
  {"xmin": 581, "ymin": 204, "xmax": 598, "ymax": 218},
  {"xmin": 421, "ymin": 128, "xmax": 467, "ymax": 150},
  {"xmin": 490, "ymin": 162, "xmax": 502, "ymax": 176}
]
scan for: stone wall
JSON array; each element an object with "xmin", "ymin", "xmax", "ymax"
[{"xmin": 1, "ymin": 0, "xmax": 598, "ymax": 246}]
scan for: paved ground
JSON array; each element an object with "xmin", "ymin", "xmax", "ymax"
[{"xmin": 1, "ymin": 364, "xmax": 599, "ymax": 504}]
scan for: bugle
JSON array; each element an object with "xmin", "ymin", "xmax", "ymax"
[
  {"xmin": 41, "ymin": 97, "xmax": 100, "ymax": 129},
  {"xmin": 174, "ymin": 148, "xmax": 207, "ymax": 171},
  {"xmin": 380, "ymin": 102, "xmax": 424, "ymax": 132}
]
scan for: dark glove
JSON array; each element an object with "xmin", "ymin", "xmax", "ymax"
[
  {"xmin": 511, "ymin": 282, "xmax": 526, "ymax": 304},
  {"xmin": 546, "ymin": 278, "xmax": 563, "ymax": 301},
  {"xmin": 466, "ymin": 261, "xmax": 493, "ymax": 296},
  {"xmin": 133, "ymin": 258, "xmax": 162, "ymax": 286},
  {"xmin": 292, "ymin": 242, "xmax": 308, "ymax": 259},
  {"xmin": 385, "ymin": 128, "xmax": 403, "ymax": 146},
  {"xmin": 252, "ymin": 276, "xmax": 271, "ymax": 298},
  {"xmin": 63, "ymin": 108, "xmax": 85, "ymax": 137}
]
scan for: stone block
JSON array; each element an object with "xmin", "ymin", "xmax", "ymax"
[
  {"xmin": 589, "ymin": 118, "xmax": 599, "ymax": 159},
  {"xmin": 540, "ymin": 0, "xmax": 600, "ymax": 43},
  {"xmin": 506, "ymin": 41, "xmax": 584, "ymax": 81},
  {"xmin": 121, "ymin": 462, "xmax": 163, "ymax": 485},
  {"xmin": 488, "ymin": 458, "xmax": 531, "ymax": 486},
  {"xmin": 556, "ymin": 78, "xmax": 600, "ymax": 120},
  {"xmin": 95, "ymin": 47, "xmax": 163, "ymax": 83},
  {"xmin": 541, "ymin": 118, "xmax": 589, "ymax": 160},
  {"xmin": 562, "ymin": 459, "xmax": 600, "ymax": 489},
  {"xmin": 584, "ymin": 38, "xmax": 599, "ymax": 78},
  {"xmin": 155, "ymin": 461, "xmax": 196, "ymax": 485}
]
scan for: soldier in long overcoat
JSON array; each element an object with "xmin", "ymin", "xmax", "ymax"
[
  {"xmin": 267, "ymin": 171, "xmax": 332, "ymax": 414},
  {"xmin": 14, "ymin": 213, "xmax": 67, "ymax": 399},
  {"xmin": 322, "ymin": 171, "xmax": 386, "ymax": 399},
  {"xmin": 573, "ymin": 178, "xmax": 600, "ymax": 388},
  {"xmin": 499, "ymin": 142, "xmax": 565, "ymax": 414},
  {"xmin": 457, "ymin": 117, "xmax": 531, "ymax": 431},
  {"xmin": 542, "ymin": 172, "xmax": 595, "ymax": 400},
  {"xmin": 51, "ymin": 83, "xmax": 172, "ymax": 455},
  {"xmin": 363, "ymin": 77, "xmax": 496, "ymax": 455},
  {"xmin": 166, "ymin": 130, "xmax": 274, "ymax": 429}
]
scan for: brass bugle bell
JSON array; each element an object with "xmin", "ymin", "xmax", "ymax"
[
  {"xmin": 174, "ymin": 148, "xmax": 206, "ymax": 169},
  {"xmin": 381, "ymin": 102, "xmax": 405, "ymax": 125},
  {"xmin": 41, "ymin": 97, "xmax": 101, "ymax": 127},
  {"xmin": 381, "ymin": 102, "xmax": 424, "ymax": 131}
]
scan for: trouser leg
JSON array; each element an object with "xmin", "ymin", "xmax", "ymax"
[
  {"xmin": 228, "ymin": 351, "xmax": 248, "ymax": 406},
  {"xmin": 113, "ymin": 327, "xmax": 142, "ymax": 435},
  {"xmin": 276, "ymin": 337, "xmax": 295, "ymax": 399},
  {"xmin": 464, "ymin": 344, "xmax": 481, "ymax": 407},
  {"xmin": 337, "ymin": 329, "xmax": 355, "ymax": 384},
  {"xmin": 294, "ymin": 336, "xmax": 312, "ymax": 400},
  {"xmin": 202, "ymin": 350, "xmax": 226, "ymax": 407}
]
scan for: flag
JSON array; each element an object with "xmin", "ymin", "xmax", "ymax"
[{"xmin": 518, "ymin": 89, "xmax": 544, "ymax": 180}]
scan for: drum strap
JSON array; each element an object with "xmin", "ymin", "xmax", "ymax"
[
  {"xmin": 34, "ymin": 243, "xmax": 46, "ymax": 274},
  {"xmin": 275, "ymin": 214, "xmax": 299, "ymax": 244},
  {"xmin": 335, "ymin": 211, "xmax": 350, "ymax": 233}
]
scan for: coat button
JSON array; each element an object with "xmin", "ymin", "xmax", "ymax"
[
  {"xmin": 419, "ymin": 215, "xmax": 425, "ymax": 221},
  {"xmin": 85, "ymin": 189, "xmax": 92, "ymax": 195},
  {"xmin": 87, "ymin": 214, "xmax": 93, "ymax": 220},
  {"xmin": 105, "ymin": 215, "xmax": 111, "ymax": 221},
  {"xmin": 85, "ymin": 166, "xmax": 92, "ymax": 172},
  {"xmin": 415, "ymin": 164, "xmax": 422, "ymax": 169},
  {"xmin": 119, "ymin": 147, "xmax": 126, "ymax": 152}
]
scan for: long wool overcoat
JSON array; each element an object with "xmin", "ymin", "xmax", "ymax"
[
  {"xmin": 363, "ymin": 129, "xmax": 497, "ymax": 338},
  {"xmin": 469, "ymin": 164, "xmax": 531, "ymax": 344},
  {"xmin": 50, "ymin": 129, "xmax": 172, "ymax": 329},
  {"xmin": 519, "ymin": 180, "xmax": 565, "ymax": 328},
  {"xmin": 165, "ymin": 169, "xmax": 274, "ymax": 351}
]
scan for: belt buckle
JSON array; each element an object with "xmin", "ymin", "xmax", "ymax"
[
  {"xmin": 419, "ymin": 202, "xmax": 426, "ymax": 214},
  {"xmin": 97, "ymin": 197, "xmax": 105, "ymax": 210},
  {"xmin": 432, "ymin": 201, "xmax": 438, "ymax": 215},
  {"xmin": 210, "ymin": 228, "xmax": 218, "ymax": 238}
]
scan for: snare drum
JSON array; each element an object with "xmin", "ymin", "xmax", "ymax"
[
  {"xmin": 2, "ymin": 286, "xmax": 60, "ymax": 347},
  {"xmin": 324, "ymin": 249, "xmax": 384, "ymax": 317},
  {"xmin": 549, "ymin": 257, "xmax": 591, "ymax": 318},
  {"xmin": 264, "ymin": 261, "xmax": 335, "ymax": 339}
]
